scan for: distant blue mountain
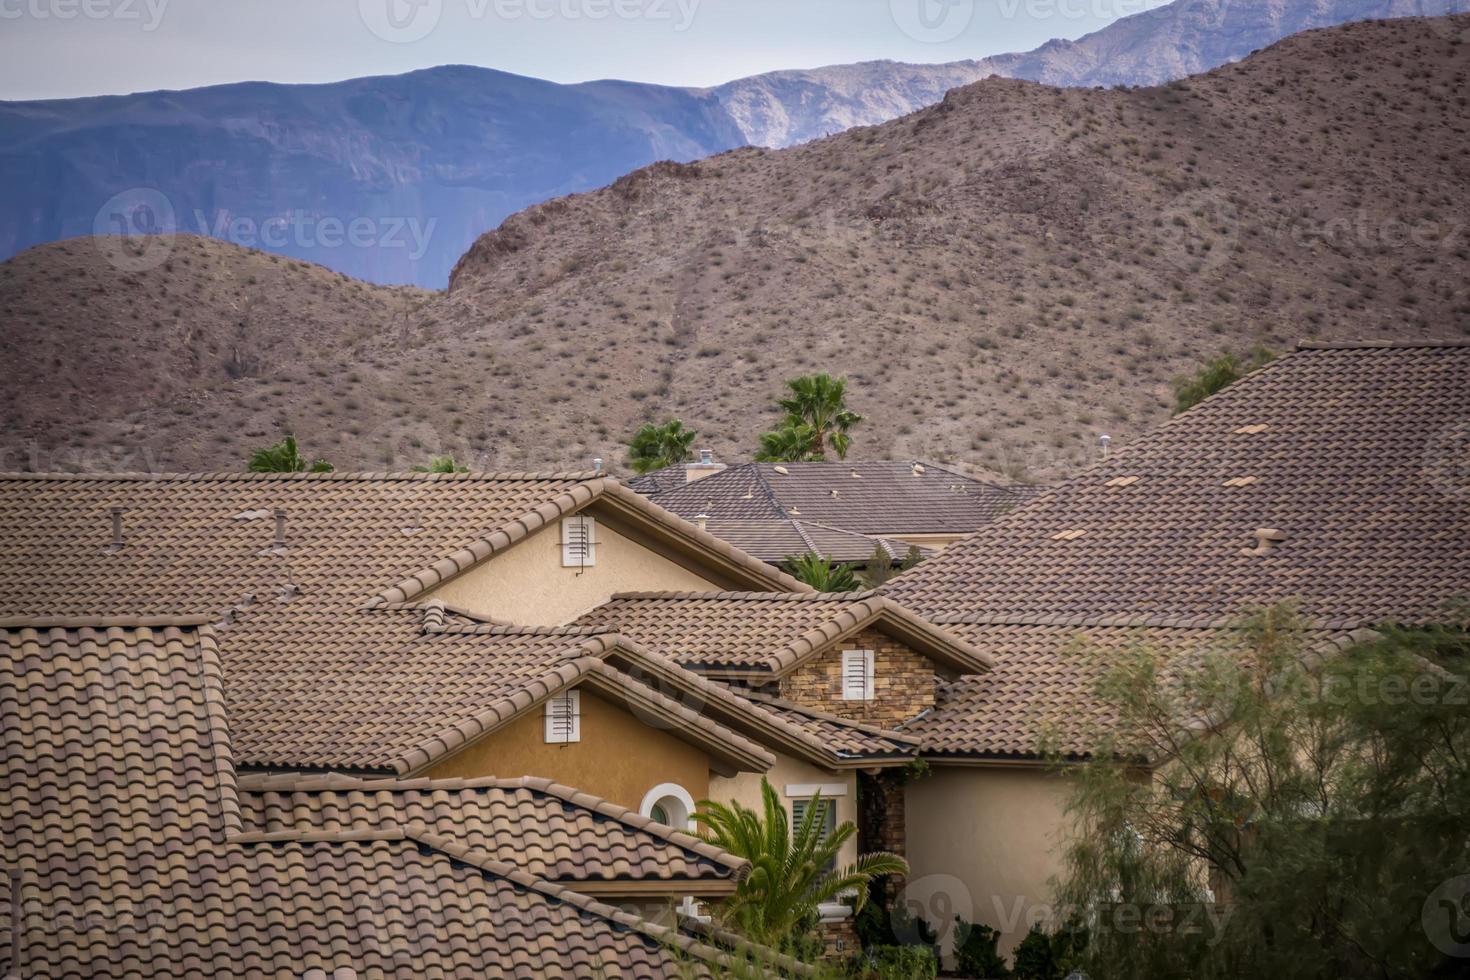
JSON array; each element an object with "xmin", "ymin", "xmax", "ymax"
[
  {"xmin": 4, "ymin": 0, "xmax": 1462, "ymax": 287},
  {"xmin": 0, "ymin": 67, "xmax": 746, "ymax": 287}
]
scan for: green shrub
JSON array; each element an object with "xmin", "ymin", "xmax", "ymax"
[
  {"xmin": 952, "ymin": 917, "xmax": 1008, "ymax": 978},
  {"xmin": 861, "ymin": 945, "xmax": 937, "ymax": 980},
  {"xmin": 1172, "ymin": 345, "xmax": 1274, "ymax": 414}
]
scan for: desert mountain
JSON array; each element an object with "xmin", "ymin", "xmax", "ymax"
[
  {"xmin": 2, "ymin": 15, "xmax": 1466, "ymax": 479},
  {"xmin": 3, "ymin": 0, "xmax": 1464, "ymax": 287}
]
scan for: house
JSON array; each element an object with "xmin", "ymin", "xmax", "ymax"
[
  {"xmin": 0, "ymin": 619, "xmax": 806, "ymax": 976},
  {"xmin": 0, "ymin": 468, "xmax": 968, "ymax": 966},
  {"xmin": 631, "ymin": 458, "xmax": 1046, "ymax": 559},
  {"xmin": 881, "ymin": 341, "xmax": 1470, "ymax": 956}
]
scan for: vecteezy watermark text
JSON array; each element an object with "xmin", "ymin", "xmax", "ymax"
[
  {"xmin": 0, "ymin": 0, "xmax": 167, "ymax": 29},
  {"xmin": 359, "ymin": 0, "xmax": 699, "ymax": 43},
  {"xmin": 191, "ymin": 209, "xmax": 436, "ymax": 262}
]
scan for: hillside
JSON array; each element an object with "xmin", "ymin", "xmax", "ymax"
[
  {"xmin": 2, "ymin": 15, "xmax": 1467, "ymax": 478},
  {"xmin": 2, "ymin": 0, "xmax": 1463, "ymax": 288},
  {"xmin": 0, "ymin": 237, "xmax": 431, "ymax": 472}
]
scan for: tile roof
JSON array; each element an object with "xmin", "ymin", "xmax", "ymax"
[
  {"xmin": 636, "ymin": 461, "xmax": 1045, "ymax": 535},
  {"xmin": 704, "ymin": 518, "xmax": 925, "ymax": 564},
  {"xmin": 237, "ymin": 773, "xmax": 745, "ymax": 894},
  {"xmin": 887, "ymin": 344, "xmax": 1470, "ymax": 628},
  {"xmin": 1, "ymin": 621, "xmax": 795, "ymax": 977},
  {"xmin": 906, "ymin": 623, "xmax": 1373, "ymax": 760},
  {"xmin": 884, "ymin": 343, "xmax": 1470, "ymax": 760},
  {"xmin": 0, "ymin": 471, "xmax": 798, "ymax": 772},
  {"xmin": 738, "ymin": 691, "xmax": 921, "ymax": 761},
  {"xmin": 575, "ymin": 590, "xmax": 994, "ymax": 677}
]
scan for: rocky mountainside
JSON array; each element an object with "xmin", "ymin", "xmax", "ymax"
[
  {"xmin": 3, "ymin": 15, "xmax": 1465, "ymax": 479},
  {"xmin": 3, "ymin": 0, "xmax": 1464, "ymax": 288},
  {"xmin": 980, "ymin": 0, "xmax": 1470, "ymax": 87}
]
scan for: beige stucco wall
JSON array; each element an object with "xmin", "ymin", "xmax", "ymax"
[
  {"xmin": 710, "ymin": 753, "xmax": 859, "ymax": 870},
  {"xmin": 428, "ymin": 515, "xmax": 718, "ymax": 625},
  {"xmin": 422, "ymin": 687, "xmax": 711, "ymax": 814},
  {"xmin": 904, "ymin": 765, "xmax": 1075, "ymax": 961}
]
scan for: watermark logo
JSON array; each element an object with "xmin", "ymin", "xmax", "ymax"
[
  {"xmin": 92, "ymin": 188, "xmax": 176, "ymax": 272},
  {"xmin": 1423, "ymin": 875, "xmax": 1470, "ymax": 957},
  {"xmin": 0, "ymin": 0, "xmax": 169, "ymax": 30},
  {"xmin": 359, "ymin": 0, "xmax": 442, "ymax": 43},
  {"xmin": 1155, "ymin": 188, "xmax": 1239, "ymax": 276},
  {"xmin": 890, "ymin": 0, "xmax": 974, "ymax": 43},
  {"xmin": 360, "ymin": 0, "xmax": 699, "ymax": 42},
  {"xmin": 1423, "ymin": 421, "xmax": 1470, "ymax": 502},
  {"xmin": 891, "ymin": 874, "xmax": 975, "ymax": 948}
]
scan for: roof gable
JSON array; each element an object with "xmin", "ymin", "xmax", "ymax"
[
  {"xmin": 576, "ymin": 590, "xmax": 993, "ymax": 678},
  {"xmin": 0, "ymin": 620, "xmax": 802, "ymax": 977},
  {"xmin": 0, "ymin": 471, "xmax": 798, "ymax": 772}
]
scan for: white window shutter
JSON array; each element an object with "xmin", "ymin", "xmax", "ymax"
[
  {"xmin": 561, "ymin": 515, "xmax": 596, "ymax": 568},
  {"xmin": 841, "ymin": 649, "xmax": 874, "ymax": 701},
  {"xmin": 544, "ymin": 690, "xmax": 581, "ymax": 743}
]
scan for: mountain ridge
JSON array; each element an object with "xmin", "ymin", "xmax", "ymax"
[
  {"xmin": 3, "ymin": 0, "xmax": 1465, "ymax": 286},
  {"xmin": 4, "ymin": 15, "xmax": 1466, "ymax": 479}
]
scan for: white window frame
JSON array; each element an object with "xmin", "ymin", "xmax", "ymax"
[
  {"xmin": 841, "ymin": 649, "xmax": 874, "ymax": 701},
  {"xmin": 639, "ymin": 782, "xmax": 697, "ymax": 831},
  {"xmin": 544, "ymin": 690, "xmax": 581, "ymax": 743},
  {"xmin": 560, "ymin": 515, "xmax": 597, "ymax": 568}
]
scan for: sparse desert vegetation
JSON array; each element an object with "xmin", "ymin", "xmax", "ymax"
[{"xmin": 2, "ymin": 16, "xmax": 1467, "ymax": 479}]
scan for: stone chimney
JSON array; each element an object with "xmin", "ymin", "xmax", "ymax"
[{"xmin": 685, "ymin": 449, "xmax": 727, "ymax": 484}]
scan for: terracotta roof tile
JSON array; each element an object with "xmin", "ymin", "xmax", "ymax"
[
  {"xmin": 636, "ymin": 461, "xmax": 1045, "ymax": 535},
  {"xmin": 575, "ymin": 590, "xmax": 993, "ymax": 676},
  {"xmin": 885, "ymin": 343, "xmax": 1470, "ymax": 759},
  {"xmin": 887, "ymin": 345, "xmax": 1470, "ymax": 625},
  {"xmin": 701, "ymin": 518, "xmax": 928, "ymax": 563},
  {"xmin": 2, "ymin": 621, "xmax": 789, "ymax": 977},
  {"xmin": 236, "ymin": 773, "xmax": 746, "ymax": 889},
  {"xmin": 0, "ymin": 471, "xmax": 799, "ymax": 771}
]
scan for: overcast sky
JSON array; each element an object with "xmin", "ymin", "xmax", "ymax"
[{"xmin": 0, "ymin": 0, "xmax": 1164, "ymax": 100}]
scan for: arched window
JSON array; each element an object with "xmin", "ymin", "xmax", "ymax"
[{"xmin": 640, "ymin": 783, "xmax": 696, "ymax": 831}]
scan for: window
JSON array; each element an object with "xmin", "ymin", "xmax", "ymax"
[
  {"xmin": 640, "ymin": 783, "xmax": 695, "ymax": 830},
  {"xmin": 841, "ymin": 649, "xmax": 874, "ymax": 701},
  {"xmin": 560, "ymin": 515, "xmax": 597, "ymax": 568},
  {"xmin": 544, "ymin": 690, "xmax": 580, "ymax": 743},
  {"xmin": 791, "ymin": 796, "xmax": 839, "ymax": 873}
]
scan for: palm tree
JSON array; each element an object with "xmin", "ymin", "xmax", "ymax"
[
  {"xmin": 627, "ymin": 419, "xmax": 698, "ymax": 474},
  {"xmin": 754, "ymin": 421, "xmax": 822, "ymax": 463},
  {"xmin": 248, "ymin": 434, "xmax": 333, "ymax": 473},
  {"xmin": 775, "ymin": 373, "xmax": 863, "ymax": 460},
  {"xmin": 695, "ymin": 777, "xmax": 907, "ymax": 949},
  {"xmin": 783, "ymin": 552, "xmax": 860, "ymax": 592},
  {"xmin": 412, "ymin": 456, "xmax": 469, "ymax": 473}
]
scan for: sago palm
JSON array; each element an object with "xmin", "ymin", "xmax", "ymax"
[
  {"xmin": 776, "ymin": 373, "xmax": 863, "ymax": 460},
  {"xmin": 695, "ymin": 777, "xmax": 907, "ymax": 948},
  {"xmin": 783, "ymin": 552, "xmax": 860, "ymax": 592},
  {"xmin": 248, "ymin": 434, "xmax": 333, "ymax": 473}
]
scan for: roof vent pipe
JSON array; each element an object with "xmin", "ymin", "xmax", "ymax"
[
  {"xmin": 1100, "ymin": 434, "xmax": 1112, "ymax": 459},
  {"xmin": 592, "ymin": 457, "xmax": 604, "ymax": 475},
  {"xmin": 107, "ymin": 507, "xmax": 125, "ymax": 552},
  {"xmin": 273, "ymin": 509, "xmax": 287, "ymax": 550}
]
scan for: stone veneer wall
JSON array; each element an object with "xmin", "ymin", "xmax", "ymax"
[{"xmin": 778, "ymin": 628, "xmax": 936, "ymax": 728}]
